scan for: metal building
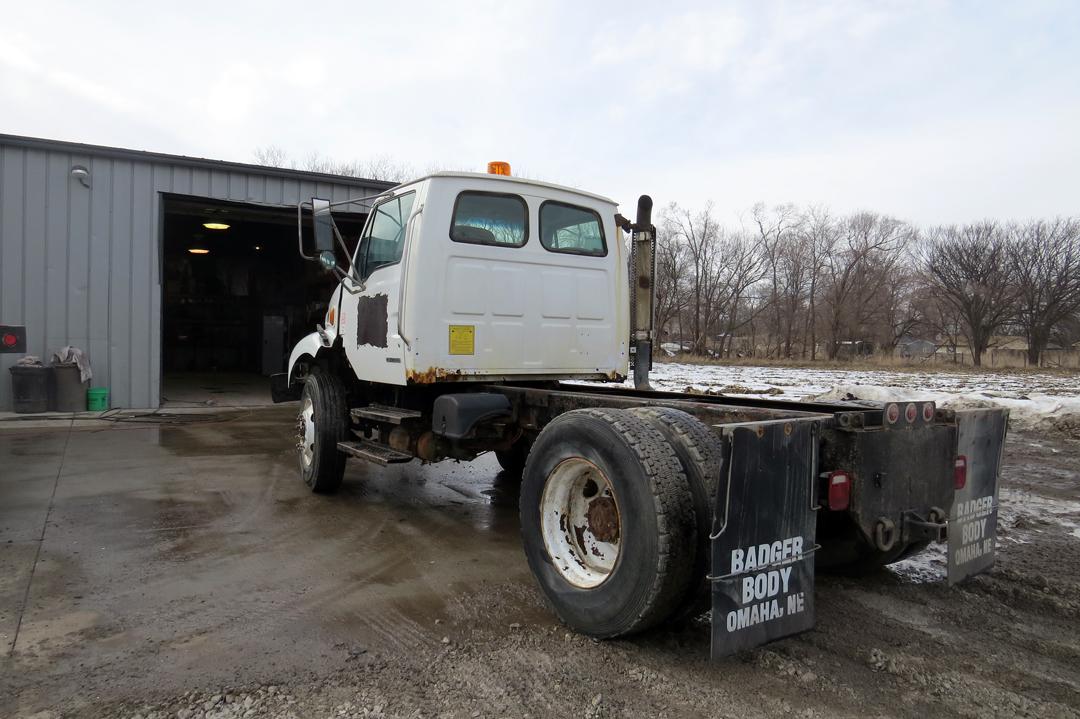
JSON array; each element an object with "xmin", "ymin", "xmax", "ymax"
[{"xmin": 0, "ymin": 134, "xmax": 392, "ymax": 411}]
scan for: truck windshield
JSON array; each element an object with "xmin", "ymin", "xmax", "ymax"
[{"xmin": 356, "ymin": 192, "xmax": 416, "ymax": 278}]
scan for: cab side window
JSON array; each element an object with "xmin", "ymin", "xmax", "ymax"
[
  {"xmin": 450, "ymin": 192, "xmax": 528, "ymax": 247},
  {"xmin": 539, "ymin": 201, "xmax": 607, "ymax": 256},
  {"xmin": 357, "ymin": 192, "xmax": 416, "ymax": 279}
]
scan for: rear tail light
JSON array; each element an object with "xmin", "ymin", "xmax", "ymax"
[
  {"xmin": 954, "ymin": 456, "xmax": 967, "ymax": 490},
  {"xmin": 905, "ymin": 403, "xmax": 917, "ymax": 423},
  {"xmin": 922, "ymin": 402, "xmax": 935, "ymax": 422},
  {"xmin": 885, "ymin": 403, "xmax": 900, "ymax": 424},
  {"xmin": 827, "ymin": 471, "xmax": 851, "ymax": 511}
]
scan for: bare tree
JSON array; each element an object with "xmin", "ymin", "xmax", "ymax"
[
  {"xmin": 661, "ymin": 203, "xmax": 722, "ymax": 353},
  {"xmin": 712, "ymin": 231, "xmax": 768, "ymax": 357},
  {"xmin": 1008, "ymin": 218, "xmax": 1080, "ymax": 364},
  {"xmin": 816, "ymin": 213, "xmax": 912, "ymax": 358},
  {"xmin": 654, "ymin": 223, "xmax": 691, "ymax": 347},
  {"xmin": 799, "ymin": 206, "xmax": 838, "ymax": 359},
  {"xmin": 753, "ymin": 203, "xmax": 803, "ymax": 357},
  {"xmin": 253, "ymin": 144, "xmax": 289, "ymax": 168},
  {"xmin": 254, "ymin": 146, "xmax": 416, "ymax": 182},
  {"xmin": 921, "ymin": 222, "xmax": 1016, "ymax": 366}
]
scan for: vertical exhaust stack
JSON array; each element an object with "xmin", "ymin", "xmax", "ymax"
[{"xmin": 630, "ymin": 195, "xmax": 656, "ymax": 390}]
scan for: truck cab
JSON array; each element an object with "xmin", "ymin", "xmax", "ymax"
[{"xmin": 285, "ymin": 171, "xmax": 628, "ymax": 391}]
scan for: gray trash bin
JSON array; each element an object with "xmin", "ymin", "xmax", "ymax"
[
  {"xmin": 51, "ymin": 362, "xmax": 87, "ymax": 411},
  {"xmin": 10, "ymin": 365, "xmax": 50, "ymax": 413}
]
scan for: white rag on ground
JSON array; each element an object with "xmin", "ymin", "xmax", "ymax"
[{"xmin": 52, "ymin": 346, "xmax": 92, "ymax": 383}]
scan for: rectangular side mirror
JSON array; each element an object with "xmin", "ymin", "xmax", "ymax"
[{"xmin": 311, "ymin": 198, "xmax": 336, "ymax": 253}]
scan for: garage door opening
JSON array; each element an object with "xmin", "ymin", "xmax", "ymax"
[{"xmin": 161, "ymin": 195, "xmax": 366, "ymax": 406}]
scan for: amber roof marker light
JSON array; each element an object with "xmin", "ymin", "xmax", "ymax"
[{"xmin": 487, "ymin": 161, "xmax": 511, "ymax": 176}]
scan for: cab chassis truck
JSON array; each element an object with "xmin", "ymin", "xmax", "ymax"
[{"xmin": 272, "ymin": 165, "xmax": 1008, "ymax": 657}]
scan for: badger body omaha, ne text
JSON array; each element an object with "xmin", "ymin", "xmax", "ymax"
[{"xmin": 725, "ymin": 535, "xmax": 808, "ymax": 632}]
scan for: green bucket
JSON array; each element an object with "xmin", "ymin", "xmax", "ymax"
[{"xmin": 87, "ymin": 387, "xmax": 110, "ymax": 411}]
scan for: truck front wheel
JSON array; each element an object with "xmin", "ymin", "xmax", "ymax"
[
  {"xmin": 296, "ymin": 368, "xmax": 348, "ymax": 494},
  {"xmin": 520, "ymin": 408, "xmax": 697, "ymax": 638}
]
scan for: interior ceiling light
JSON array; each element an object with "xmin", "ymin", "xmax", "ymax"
[
  {"xmin": 188, "ymin": 248, "xmax": 210, "ymax": 255},
  {"xmin": 254, "ymin": 245, "xmax": 261, "ymax": 250},
  {"xmin": 203, "ymin": 222, "xmax": 230, "ymax": 230}
]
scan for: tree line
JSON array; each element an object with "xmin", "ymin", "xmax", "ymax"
[{"xmin": 655, "ymin": 203, "xmax": 1080, "ymax": 366}]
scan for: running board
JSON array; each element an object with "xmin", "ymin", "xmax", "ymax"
[
  {"xmin": 337, "ymin": 440, "xmax": 413, "ymax": 466},
  {"xmin": 351, "ymin": 405, "xmax": 423, "ymax": 424}
]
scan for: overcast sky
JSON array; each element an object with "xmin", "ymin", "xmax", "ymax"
[{"xmin": 2, "ymin": 1, "xmax": 1077, "ymax": 225}]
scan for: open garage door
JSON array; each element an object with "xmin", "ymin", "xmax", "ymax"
[{"xmin": 160, "ymin": 195, "xmax": 366, "ymax": 406}]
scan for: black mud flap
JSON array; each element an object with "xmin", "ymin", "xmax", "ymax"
[
  {"xmin": 270, "ymin": 373, "xmax": 301, "ymax": 403},
  {"xmin": 710, "ymin": 419, "xmax": 820, "ymax": 658},
  {"xmin": 947, "ymin": 408, "xmax": 1009, "ymax": 585}
]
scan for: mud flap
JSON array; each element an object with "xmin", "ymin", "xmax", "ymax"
[
  {"xmin": 710, "ymin": 419, "xmax": 820, "ymax": 658},
  {"xmin": 948, "ymin": 408, "xmax": 1009, "ymax": 585}
]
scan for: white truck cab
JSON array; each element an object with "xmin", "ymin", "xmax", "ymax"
[{"xmin": 286, "ymin": 171, "xmax": 629, "ymax": 389}]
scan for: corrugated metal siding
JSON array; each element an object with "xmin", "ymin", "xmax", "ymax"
[{"xmin": 0, "ymin": 139, "xmax": 386, "ymax": 410}]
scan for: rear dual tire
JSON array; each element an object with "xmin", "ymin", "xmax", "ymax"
[
  {"xmin": 520, "ymin": 408, "xmax": 705, "ymax": 637},
  {"xmin": 629, "ymin": 407, "xmax": 724, "ymax": 622}
]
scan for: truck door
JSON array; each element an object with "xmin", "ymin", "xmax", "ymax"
[{"xmin": 339, "ymin": 191, "xmax": 417, "ymax": 385}]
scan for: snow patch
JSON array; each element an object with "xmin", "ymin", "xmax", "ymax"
[{"xmin": 585, "ymin": 362, "xmax": 1080, "ymax": 438}]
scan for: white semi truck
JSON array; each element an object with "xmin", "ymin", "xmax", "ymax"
[{"xmin": 272, "ymin": 163, "xmax": 1007, "ymax": 657}]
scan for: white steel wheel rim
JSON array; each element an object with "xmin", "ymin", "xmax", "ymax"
[
  {"xmin": 298, "ymin": 396, "xmax": 315, "ymax": 469},
  {"xmin": 540, "ymin": 458, "xmax": 622, "ymax": 589}
]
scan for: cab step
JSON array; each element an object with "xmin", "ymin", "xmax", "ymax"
[
  {"xmin": 350, "ymin": 405, "xmax": 423, "ymax": 424},
  {"xmin": 337, "ymin": 440, "xmax": 413, "ymax": 466}
]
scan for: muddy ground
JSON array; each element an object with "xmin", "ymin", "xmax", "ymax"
[{"xmin": 1, "ymin": 405, "xmax": 1078, "ymax": 718}]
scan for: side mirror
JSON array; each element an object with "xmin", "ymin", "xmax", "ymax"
[{"xmin": 312, "ymin": 198, "xmax": 336, "ymax": 253}]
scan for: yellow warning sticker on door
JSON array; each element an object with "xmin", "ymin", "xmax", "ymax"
[{"xmin": 448, "ymin": 325, "xmax": 475, "ymax": 355}]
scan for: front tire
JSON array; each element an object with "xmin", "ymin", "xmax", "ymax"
[
  {"xmin": 520, "ymin": 408, "xmax": 697, "ymax": 638},
  {"xmin": 296, "ymin": 368, "xmax": 348, "ymax": 494}
]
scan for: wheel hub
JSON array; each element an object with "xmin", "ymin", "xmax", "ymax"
[{"xmin": 540, "ymin": 459, "xmax": 622, "ymax": 588}]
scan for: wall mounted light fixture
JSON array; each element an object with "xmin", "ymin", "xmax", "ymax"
[{"xmin": 70, "ymin": 165, "xmax": 91, "ymax": 188}]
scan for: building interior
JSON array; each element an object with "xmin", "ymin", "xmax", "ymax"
[{"xmin": 160, "ymin": 195, "xmax": 366, "ymax": 406}]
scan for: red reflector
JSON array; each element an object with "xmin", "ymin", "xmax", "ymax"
[
  {"xmin": 885, "ymin": 403, "xmax": 900, "ymax": 424},
  {"xmin": 905, "ymin": 403, "xmax": 917, "ymax": 423},
  {"xmin": 1, "ymin": 333, "xmax": 15, "ymax": 347},
  {"xmin": 954, "ymin": 456, "xmax": 967, "ymax": 490},
  {"xmin": 827, "ymin": 471, "xmax": 851, "ymax": 511}
]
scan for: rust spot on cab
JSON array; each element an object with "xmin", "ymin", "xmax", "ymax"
[{"xmin": 406, "ymin": 367, "xmax": 466, "ymax": 385}]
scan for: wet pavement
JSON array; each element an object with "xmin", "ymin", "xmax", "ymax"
[
  {"xmin": 0, "ymin": 406, "xmax": 537, "ymax": 716},
  {"xmin": 3, "ymin": 405, "xmax": 1079, "ymax": 718}
]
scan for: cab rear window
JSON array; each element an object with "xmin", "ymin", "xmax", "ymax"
[
  {"xmin": 450, "ymin": 192, "xmax": 528, "ymax": 247},
  {"xmin": 539, "ymin": 201, "xmax": 606, "ymax": 256}
]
